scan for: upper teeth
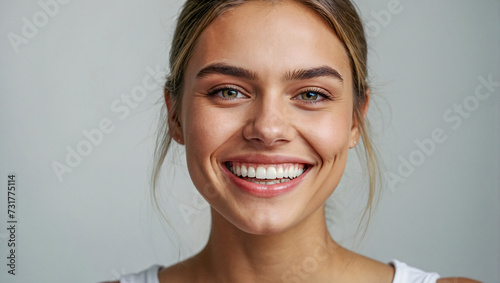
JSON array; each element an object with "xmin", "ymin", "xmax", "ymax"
[{"xmin": 229, "ymin": 163, "xmax": 305, "ymax": 180}]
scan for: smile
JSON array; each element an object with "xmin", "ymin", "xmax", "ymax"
[{"xmin": 226, "ymin": 162, "xmax": 307, "ymax": 185}]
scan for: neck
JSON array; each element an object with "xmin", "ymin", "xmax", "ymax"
[{"xmin": 198, "ymin": 206, "xmax": 349, "ymax": 283}]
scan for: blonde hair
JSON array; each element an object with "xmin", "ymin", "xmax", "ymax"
[{"xmin": 153, "ymin": 0, "xmax": 379, "ymax": 233}]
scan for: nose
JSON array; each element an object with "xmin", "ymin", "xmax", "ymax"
[{"xmin": 242, "ymin": 94, "xmax": 295, "ymax": 147}]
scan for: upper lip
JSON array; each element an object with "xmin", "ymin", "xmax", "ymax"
[{"xmin": 221, "ymin": 154, "xmax": 313, "ymax": 165}]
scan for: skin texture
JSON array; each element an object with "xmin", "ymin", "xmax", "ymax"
[
  {"xmin": 179, "ymin": 1, "xmax": 356, "ymax": 237},
  {"xmin": 162, "ymin": 1, "xmax": 392, "ymax": 282},
  {"xmin": 106, "ymin": 1, "xmax": 480, "ymax": 283}
]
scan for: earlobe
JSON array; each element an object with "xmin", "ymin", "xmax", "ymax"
[
  {"xmin": 349, "ymin": 130, "xmax": 359, "ymax": 149},
  {"xmin": 165, "ymin": 89, "xmax": 184, "ymax": 145}
]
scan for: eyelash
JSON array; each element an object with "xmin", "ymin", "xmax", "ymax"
[
  {"xmin": 206, "ymin": 85, "xmax": 246, "ymax": 100},
  {"xmin": 294, "ymin": 88, "xmax": 333, "ymax": 104},
  {"xmin": 206, "ymin": 86, "xmax": 333, "ymax": 104}
]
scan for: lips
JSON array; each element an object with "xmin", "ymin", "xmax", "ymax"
[{"xmin": 220, "ymin": 155, "xmax": 312, "ymax": 197}]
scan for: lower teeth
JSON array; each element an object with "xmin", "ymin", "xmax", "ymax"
[{"xmin": 243, "ymin": 178, "xmax": 292, "ymax": 185}]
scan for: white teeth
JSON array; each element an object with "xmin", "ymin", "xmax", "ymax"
[
  {"xmin": 246, "ymin": 178, "xmax": 292, "ymax": 185},
  {"xmin": 256, "ymin": 166, "xmax": 266, "ymax": 179},
  {"xmin": 291, "ymin": 165, "xmax": 297, "ymax": 178},
  {"xmin": 241, "ymin": 165, "xmax": 248, "ymax": 177},
  {"xmin": 228, "ymin": 163, "xmax": 306, "ymax": 182},
  {"xmin": 266, "ymin": 167, "xmax": 277, "ymax": 179},
  {"xmin": 248, "ymin": 166, "xmax": 256, "ymax": 178},
  {"xmin": 276, "ymin": 166, "xmax": 284, "ymax": 178}
]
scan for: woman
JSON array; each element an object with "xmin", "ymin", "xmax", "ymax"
[{"xmin": 111, "ymin": 0, "xmax": 479, "ymax": 282}]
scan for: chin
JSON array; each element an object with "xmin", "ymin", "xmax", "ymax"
[
  {"xmin": 219, "ymin": 204, "xmax": 303, "ymax": 236},
  {"xmin": 236, "ymin": 221, "xmax": 292, "ymax": 236}
]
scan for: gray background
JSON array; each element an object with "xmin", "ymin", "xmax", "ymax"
[{"xmin": 0, "ymin": 0, "xmax": 498, "ymax": 282}]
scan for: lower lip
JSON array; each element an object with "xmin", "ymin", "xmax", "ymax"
[{"xmin": 222, "ymin": 165, "xmax": 309, "ymax": 198}]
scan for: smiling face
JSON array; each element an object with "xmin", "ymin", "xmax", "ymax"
[{"xmin": 172, "ymin": 0, "xmax": 362, "ymax": 235}]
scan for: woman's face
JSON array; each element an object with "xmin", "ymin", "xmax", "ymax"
[{"xmin": 175, "ymin": 1, "xmax": 360, "ymax": 234}]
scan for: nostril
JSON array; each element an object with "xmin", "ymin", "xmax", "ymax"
[{"xmin": 242, "ymin": 108, "xmax": 294, "ymax": 146}]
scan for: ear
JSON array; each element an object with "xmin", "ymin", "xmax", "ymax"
[
  {"xmin": 349, "ymin": 88, "xmax": 370, "ymax": 149},
  {"xmin": 165, "ymin": 89, "xmax": 184, "ymax": 145}
]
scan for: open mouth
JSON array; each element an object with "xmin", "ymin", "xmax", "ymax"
[{"xmin": 225, "ymin": 162, "xmax": 309, "ymax": 185}]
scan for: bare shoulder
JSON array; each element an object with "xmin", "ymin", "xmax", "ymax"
[
  {"xmin": 437, "ymin": 278, "xmax": 482, "ymax": 283},
  {"xmin": 340, "ymin": 251, "xmax": 395, "ymax": 283}
]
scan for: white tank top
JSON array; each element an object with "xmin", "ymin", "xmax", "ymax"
[
  {"xmin": 119, "ymin": 260, "xmax": 440, "ymax": 283},
  {"xmin": 390, "ymin": 259, "xmax": 440, "ymax": 283}
]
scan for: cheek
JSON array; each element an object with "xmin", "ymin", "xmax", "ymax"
[
  {"xmin": 298, "ymin": 110, "xmax": 353, "ymax": 160},
  {"xmin": 182, "ymin": 99, "xmax": 242, "ymax": 162},
  {"xmin": 181, "ymin": 100, "xmax": 224, "ymax": 194},
  {"xmin": 183, "ymin": 103, "xmax": 214, "ymax": 162}
]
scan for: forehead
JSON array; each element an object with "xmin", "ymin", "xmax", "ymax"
[{"xmin": 186, "ymin": 0, "xmax": 351, "ymax": 84}]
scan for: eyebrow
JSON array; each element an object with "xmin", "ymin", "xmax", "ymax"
[
  {"xmin": 196, "ymin": 63, "xmax": 258, "ymax": 81},
  {"xmin": 283, "ymin": 66, "xmax": 343, "ymax": 83},
  {"xmin": 195, "ymin": 63, "xmax": 343, "ymax": 83}
]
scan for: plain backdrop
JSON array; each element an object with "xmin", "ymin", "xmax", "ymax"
[{"xmin": 0, "ymin": 0, "xmax": 499, "ymax": 282}]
